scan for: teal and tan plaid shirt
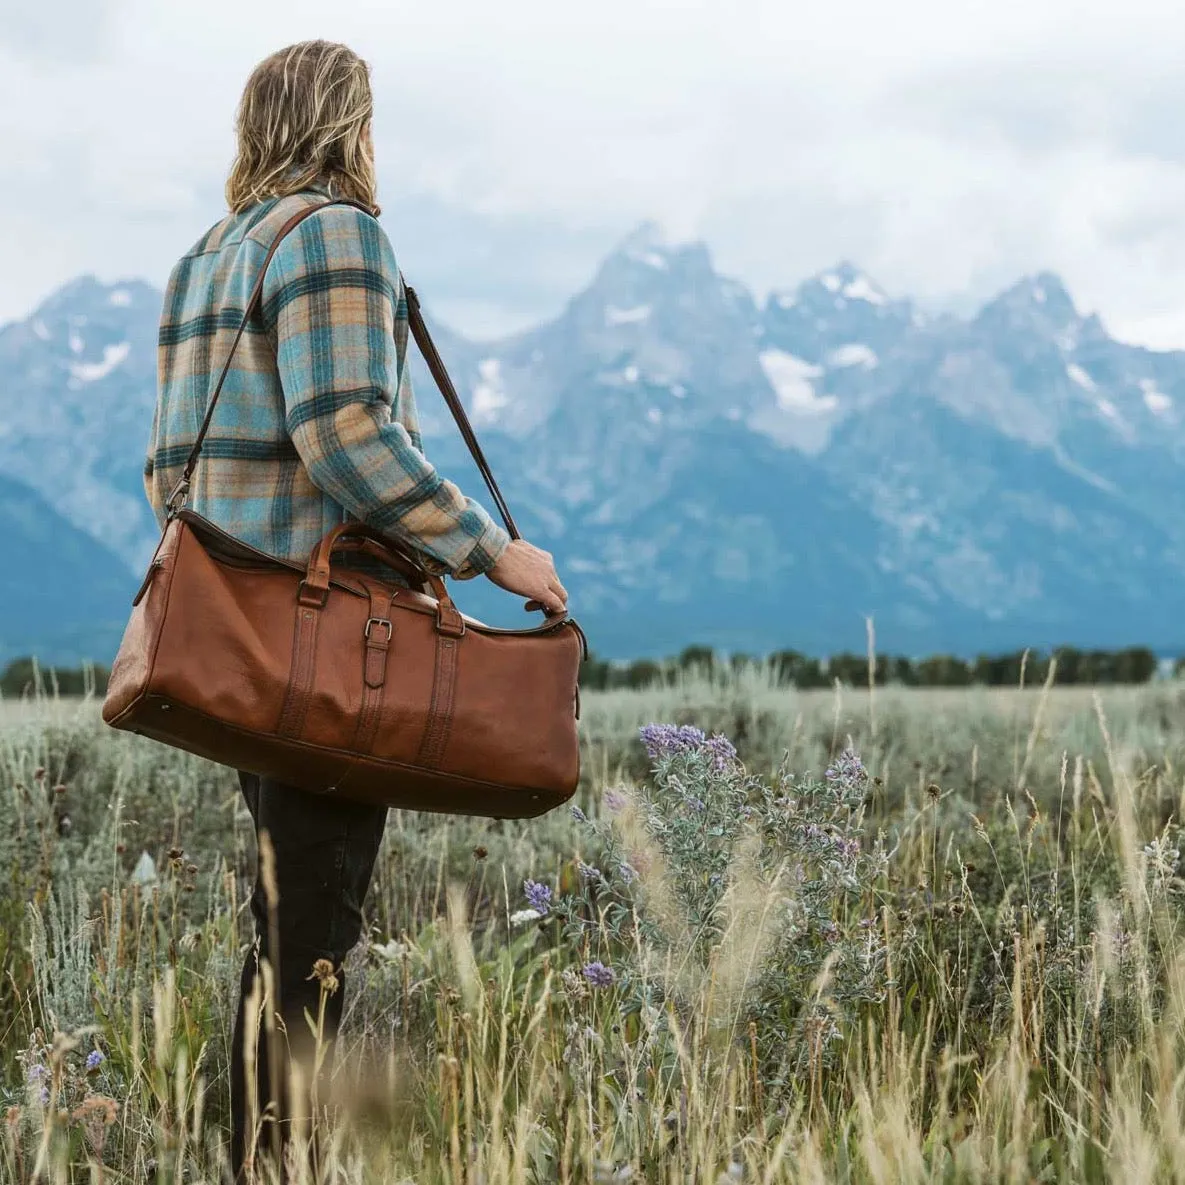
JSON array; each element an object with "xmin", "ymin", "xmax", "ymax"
[{"xmin": 145, "ymin": 181, "xmax": 510, "ymax": 580}]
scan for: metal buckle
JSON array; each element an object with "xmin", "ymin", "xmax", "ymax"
[
  {"xmin": 365, "ymin": 617, "xmax": 392, "ymax": 643},
  {"xmin": 165, "ymin": 476, "xmax": 190, "ymax": 517}
]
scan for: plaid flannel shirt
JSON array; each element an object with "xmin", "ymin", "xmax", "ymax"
[{"xmin": 145, "ymin": 181, "xmax": 510, "ymax": 582}]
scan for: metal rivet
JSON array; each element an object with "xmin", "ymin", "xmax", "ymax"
[{"xmin": 160, "ymin": 703, "xmax": 171, "ymax": 712}]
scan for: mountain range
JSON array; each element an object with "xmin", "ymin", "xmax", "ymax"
[{"xmin": 3, "ymin": 220, "xmax": 1185, "ymax": 664}]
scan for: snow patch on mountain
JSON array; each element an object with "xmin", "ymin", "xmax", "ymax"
[
  {"xmin": 758, "ymin": 350, "xmax": 834, "ymax": 413},
  {"xmin": 827, "ymin": 343, "xmax": 878, "ymax": 369},
  {"xmin": 841, "ymin": 275, "xmax": 887, "ymax": 306},
  {"xmin": 626, "ymin": 248, "xmax": 668, "ymax": 270},
  {"xmin": 472, "ymin": 359, "xmax": 508, "ymax": 425},
  {"xmin": 69, "ymin": 341, "xmax": 130, "ymax": 384},
  {"xmin": 605, "ymin": 304, "xmax": 651, "ymax": 326}
]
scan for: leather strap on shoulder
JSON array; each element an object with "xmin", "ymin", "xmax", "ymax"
[
  {"xmin": 403, "ymin": 285, "xmax": 520, "ymax": 539},
  {"xmin": 166, "ymin": 198, "xmax": 520, "ymax": 543}
]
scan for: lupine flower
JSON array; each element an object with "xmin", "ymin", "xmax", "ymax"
[
  {"xmin": 604, "ymin": 788, "xmax": 628, "ymax": 813},
  {"xmin": 825, "ymin": 748, "xmax": 867, "ymax": 786},
  {"xmin": 703, "ymin": 733, "xmax": 738, "ymax": 770},
  {"xmin": 578, "ymin": 861, "xmax": 602, "ymax": 881},
  {"xmin": 85, "ymin": 1050, "xmax": 104, "ymax": 1072},
  {"xmin": 524, "ymin": 880, "xmax": 552, "ymax": 915},
  {"xmin": 639, "ymin": 723, "xmax": 706, "ymax": 760},
  {"xmin": 570, "ymin": 804, "xmax": 588, "ymax": 823},
  {"xmin": 582, "ymin": 961, "xmax": 615, "ymax": 987},
  {"xmin": 26, "ymin": 1065, "xmax": 46, "ymax": 1085},
  {"xmin": 618, "ymin": 862, "xmax": 639, "ymax": 885}
]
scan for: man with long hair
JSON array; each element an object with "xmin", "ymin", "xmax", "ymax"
[{"xmin": 145, "ymin": 39, "xmax": 568, "ymax": 1179}]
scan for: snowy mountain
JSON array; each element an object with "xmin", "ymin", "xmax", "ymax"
[{"xmin": 4, "ymin": 222, "xmax": 1185, "ymax": 662}]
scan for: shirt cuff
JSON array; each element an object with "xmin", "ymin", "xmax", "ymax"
[{"xmin": 452, "ymin": 518, "xmax": 512, "ymax": 580}]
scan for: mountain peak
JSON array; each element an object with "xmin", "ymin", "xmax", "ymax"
[
  {"xmin": 785, "ymin": 262, "xmax": 892, "ymax": 310},
  {"xmin": 981, "ymin": 271, "xmax": 1079, "ymax": 326},
  {"xmin": 30, "ymin": 274, "xmax": 159, "ymax": 323},
  {"xmin": 611, "ymin": 220, "xmax": 709, "ymax": 272}
]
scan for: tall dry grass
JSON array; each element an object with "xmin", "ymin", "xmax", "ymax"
[{"xmin": 2, "ymin": 670, "xmax": 1185, "ymax": 1181}]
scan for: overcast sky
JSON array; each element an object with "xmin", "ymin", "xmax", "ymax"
[{"xmin": 5, "ymin": 0, "xmax": 1185, "ymax": 345}]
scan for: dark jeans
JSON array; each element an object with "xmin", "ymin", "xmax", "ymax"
[{"xmin": 230, "ymin": 771, "xmax": 388, "ymax": 1182}]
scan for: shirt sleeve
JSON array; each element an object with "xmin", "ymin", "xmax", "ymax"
[
  {"xmin": 259, "ymin": 204, "xmax": 510, "ymax": 580},
  {"xmin": 143, "ymin": 384, "xmax": 165, "ymax": 531}
]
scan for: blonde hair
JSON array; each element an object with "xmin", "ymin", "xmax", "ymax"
[{"xmin": 225, "ymin": 40, "xmax": 379, "ymax": 215}]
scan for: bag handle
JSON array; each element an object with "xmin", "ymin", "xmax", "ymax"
[
  {"xmin": 301, "ymin": 520, "xmax": 467, "ymax": 636},
  {"xmin": 166, "ymin": 198, "xmax": 522, "ymax": 544}
]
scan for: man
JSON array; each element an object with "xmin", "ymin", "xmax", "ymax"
[{"xmin": 144, "ymin": 38, "xmax": 567, "ymax": 1179}]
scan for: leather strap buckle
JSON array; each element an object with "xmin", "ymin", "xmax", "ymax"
[
  {"xmin": 365, "ymin": 617, "xmax": 392, "ymax": 643},
  {"xmin": 165, "ymin": 476, "xmax": 190, "ymax": 517},
  {"xmin": 435, "ymin": 603, "xmax": 466, "ymax": 638},
  {"xmin": 297, "ymin": 580, "xmax": 328, "ymax": 609}
]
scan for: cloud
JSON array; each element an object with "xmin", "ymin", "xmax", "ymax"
[
  {"xmin": 0, "ymin": 0, "xmax": 118, "ymax": 63},
  {"xmin": 5, "ymin": 0, "xmax": 1185, "ymax": 345}
]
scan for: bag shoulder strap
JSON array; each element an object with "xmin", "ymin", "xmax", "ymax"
[{"xmin": 167, "ymin": 198, "xmax": 520, "ymax": 541}]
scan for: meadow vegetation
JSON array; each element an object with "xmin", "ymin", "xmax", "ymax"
[{"xmin": 3, "ymin": 662, "xmax": 1185, "ymax": 1181}]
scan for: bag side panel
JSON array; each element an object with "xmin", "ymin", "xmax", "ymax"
[
  {"xmin": 102, "ymin": 520, "xmax": 184, "ymax": 725},
  {"xmin": 148, "ymin": 525, "xmax": 301, "ymax": 732},
  {"xmin": 384, "ymin": 623, "xmax": 582, "ymax": 795}
]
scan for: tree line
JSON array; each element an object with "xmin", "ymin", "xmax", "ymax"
[
  {"xmin": 578, "ymin": 645, "xmax": 1166, "ymax": 691},
  {"xmin": 0, "ymin": 644, "xmax": 1170, "ymax": 701}
]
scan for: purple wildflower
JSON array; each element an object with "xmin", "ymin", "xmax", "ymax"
[
  {"xmin": 639, "ymin": 723, "xmax": 707, "ymax": 760},
  {"xmin": 85, "ymin": 1050, "xmax": 104, "ymax": 1072},
  {"xmin": 604, "ymin": 788, "xmax": 627, "ymax": 813},
  {"xmin": 825, "ymin": 748, "xmax": 867, "ymax": 787},
  {"xmin": 524, "ymin": 880, "xmax": 552, "ymax": 915},
  {"xmin": 686, "ymin": 796, "xmax": 706, "ymax": 812},
  {"xmin": 582, "ymin": 961, "xmax": 615, "ymax": 988},
  {"xmin": 27, "ymin": 1064, "xmax": 46, "ymax": 1085},
  {"xmin": 578, "ymin": 861, "xmax": 602, "ymax": 882},
  {"xmin": 703, "ymin": 733, "xmax": 738, "ymax": 771},
  {"xmin": 618, "ymin": 862, "xmax": 639, "ymax": 885},
  {"xmin": 835, "ymin": 837, "xmax": 861, "ymax": 860},
  {"xmin": 570, "ymin": 804, "xmax": 587, "ymax": 823}
]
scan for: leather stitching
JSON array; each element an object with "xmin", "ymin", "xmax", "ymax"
[
  {"xmin": 417, "ymin": 633, "xmax": 458, "ymax": 768},
  {"xmin": 277, "ymin": 604, "xmax": 321, "ymax": 738}
]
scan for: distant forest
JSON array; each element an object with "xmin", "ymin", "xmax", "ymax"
[
  {"xmin": 578, "ymin": 645, "xmax": 1169, "ymax": 691},
  {"xmin": 0, "ymin": 645, "xmax": 1174, "ymax": 700}
]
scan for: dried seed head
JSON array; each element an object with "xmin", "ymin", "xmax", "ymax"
[
  {"xmin": 308, "ymin": 958, "xmax": 340, "ymax": 995},
  {"xmin": 472, "ymin": 846, "xmax": 488, "ymax": 860},
  {"xmin": 167, "ymin": 847, "xmax": 184, "ymax": 862},
  {"xmin": 33, "ymin": 768, "xmax": 45, "ymax": 783}
]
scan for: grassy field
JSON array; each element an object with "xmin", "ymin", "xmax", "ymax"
[{"xmin": 4, "ymin": 667, "xmax": 1185, "ymax": 1182}]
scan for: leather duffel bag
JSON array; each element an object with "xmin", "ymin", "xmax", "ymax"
[{"xmin": 102, "ymin": 199, "xmax": 587, "ymax": 818}]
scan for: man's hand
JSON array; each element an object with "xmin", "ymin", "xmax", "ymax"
[{"xmin": 487, "ymin": 539, "xmax": 568, "ymax": 615}]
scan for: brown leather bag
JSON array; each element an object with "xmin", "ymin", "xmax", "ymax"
[{"xmin": 102, "ymin": 199, "xmax": 586, "ymax": 819}]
